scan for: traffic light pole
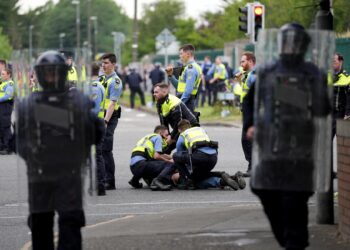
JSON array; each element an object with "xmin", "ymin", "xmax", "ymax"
[{"xmin": 315, "ymin": 0, "xmax": 334, "ymax": 225}]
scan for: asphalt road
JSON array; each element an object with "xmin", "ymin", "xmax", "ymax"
[{"xmin": 0, "ymin": 107, "xmax": 260, "ymax": 250}]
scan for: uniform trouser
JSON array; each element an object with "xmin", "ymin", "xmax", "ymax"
[
  {"xmin": 253, "ymin": 189, "xmax": 312, "ymax": 250},
  {"xmin": 130, "ymin": 86, "xmax": 146, "ymax": 108},
  {"xmin": 28, "ymin": 210, "xmax": 85, "ymax": 250},
  {"xmin": 184, "ymin": 97, "xmax": 196, "ymax": 115},
  {"xmin": 130, "ymin": 160, "xmax": 175, "ymax": 184},
  {"xmin": 241, "ymin": 126, "xmax": 252, "ymax": 171},
  {"xmin": 207, "ymin": 83, "xmax": 215, "ymax": 106},
  {"xmin": 195, "ymin": 83, "xmax": 206, "ymax": 107},
  {"xmin": 103, "ymin": 111, "xmax": 119, "ymax": 186},
  {"xmin": 96, "ymin": 129, "xmax": 106, "ymax": 189},
  {"xmin": 0, "ymin": 102, "xmax": 13, "ymax": 150},
  {"xmin": 173, "ymin": 151, "xmax": 217, "ymax": 182},
  {"xmin": 176, "ymin": 93, "xmax": 197, "ymax": 114}
]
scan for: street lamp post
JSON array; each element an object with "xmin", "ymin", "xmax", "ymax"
[
  {"xmin": 59, "ymin": 33, "xmax": 66, "ymax": 49},
  {"xmin": 72, "ymin": 0, "xmax": 80, "ymax": 58},
  {"xmin": 29, "ymin": 25, "xmax": 34, "ymax": 68},
  {"xmin": 90, "ymin": 16, "xmax": 98, "ymax": 59}
]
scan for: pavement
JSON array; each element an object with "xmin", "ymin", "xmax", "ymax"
[
  {"xmin": 82, "ymin": 201, "xmax": 349, "ymax": 250},
  {"xmin": 3, "ymin": 105, "xmax": 347, "ymax": 250}
]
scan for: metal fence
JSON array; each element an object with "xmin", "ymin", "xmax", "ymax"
[{"xmin": 152, "ymin": 37, "xmax": 350, "ymax": 71}]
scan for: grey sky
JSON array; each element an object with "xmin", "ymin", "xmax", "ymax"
[{"xmin": 18, "ymin": 0, "xmax": 224, "ymax": 19}]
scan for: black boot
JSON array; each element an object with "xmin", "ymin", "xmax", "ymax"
[
  {"xmin": 128, "ymin": 177, "xmax": 143, "ymax": 189},
  {"xmin": 220, "ymin": 172, "xmax": 239, "ymax": 190},
  {"xmin": 231, "ymin": 171, "xmax": 246, "ymax": 189},
  {"xmin": 150, "ymin": 178, "xmax": 172, "ymax": 191}
]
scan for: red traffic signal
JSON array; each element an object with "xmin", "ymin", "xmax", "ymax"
[{"xmin": 254, "ymin": 6, "xmax": 263, "ymax": 16}]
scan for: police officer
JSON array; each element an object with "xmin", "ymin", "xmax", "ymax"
[
  {"xmin": 248, "ymin": 23, "xmax": 331, "ymax": 250},
  {"xmin": 208, "ymin": 56, "xmax": 228, "ymax": 104},
  {"xmin": 62, "ymin": 52, "xmax": 78, "ymax": 87},
  {"xmin": 149, "ymin": 63, "xmax": 165, "ymax": 103},
  {"xmin": 239, "ymin": 52, "xmax": 256, "ymax": 177},
  {"xmin": 332, "ymin": 52, "xmax": 350, "ymax": 137},
  {"xmin": 126, "ymin": 68, "xmax": 145, "ymax": 109},
  {"xmin": 201, "ymin": 56, "xmax": 213, "ymax": 107},
  {"xmin": 0, "ymin": 68, "xmax": 14, "ymax": 155},
  {"xmin": 171, "ymin": 119, "xmax": 243, "ymax": 190},
  {"xmin": 166, "ymin": 44, "xmax": 202, "ymax": 113},
  {"xmin": 129, "ymin": 125, "xmax": 175, "ymax": 191},
  {"xmin": 100, "ymin": 53, "xmax": 123, "ymax": 190},
  {"xmin": 153, "ymin": 83, "xmax": 198, "ymax": 152},
  {"xmin": 90, "ymin": 62, "xmax": 107, "ymax": 196},
  {"xmin": 16, "ymin": 51, "xmax": 104, "ymax": 250}
]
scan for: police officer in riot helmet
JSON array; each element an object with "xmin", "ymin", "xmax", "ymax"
[
  {"xmin": 17, "ymin": 51, "xmax": 104, "ymax": 250},
  {"xmin": 247, "ymin": 23, "xmax": 331, "ymax": 250}
]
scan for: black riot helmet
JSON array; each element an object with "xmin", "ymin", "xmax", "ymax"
[
  {"xmin": 277, "ymin": 23, "xmax": 311, "ymax": 65},
  {"xmin": 34, "ymin": 51, "xmax": 69, "ymax": 91}
]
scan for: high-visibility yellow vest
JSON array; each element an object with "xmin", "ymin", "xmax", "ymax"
[
  {"xmin": 91, "ymin": 80, "xmax": 106, "ymax": 119},
  {"xmin": 177, "ymin": 62, "xmax": 202, "ymax": 95},
  {"xmin": 100, "ymin": 74, "xmax": 121, "ymax": 111},
  {"xmin": 132, "ymin": 133, "xmax": 158, "ymax": 159},
  {"xmin": 240, "ymin": 71, "xmax": 252, "ymax": 103},
  {"xmin": 233, "ymin": 83, "xmax": 242, "ymax": 96},
  {"xmin": 160, "ymin": 94, "xmax": 181, "ymax": 117},
  {"xmin": 181, "ymin": 127, "xmax": 210, "ymax": 149},
  {"xmin": 80, "ymin": 65, "xmax": 86, "ymax": 82},
  {"xmin": 0, "ymin": 80, "xmax": 14, "ymax": 100},
  {"xmin": 214, "ymin": 64, "xmax": 227, "ymax": 80},
  {"xmin": 334, "ymin": 72, "xmax": 350, "ymax": 87},
  {"xmin": 67, "ymin": 66, "xmax": 78, "ymax": 82}
]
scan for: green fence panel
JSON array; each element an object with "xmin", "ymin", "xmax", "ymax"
[{"xmin": 336, "ymin": 38, "xmax": 350, "ymax": 72}]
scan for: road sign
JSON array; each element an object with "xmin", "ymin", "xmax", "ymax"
[{"xmin": 156, "ymin": 28, "xmax": 176, "ymax": 47}]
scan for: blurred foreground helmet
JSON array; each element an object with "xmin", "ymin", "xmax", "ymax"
[
  {"xmin": 34, "ymin": 51, "xmax": 68, "ymax": 91},
  {"xmin": 277, "ymin": 23, "xmax": 311, "ymax": 65}
]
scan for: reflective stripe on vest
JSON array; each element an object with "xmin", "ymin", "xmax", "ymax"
[
  {"xmin": 161, "ymin": 94, "xmax": 181, "ymax": 117},
  {"xmin": 0, "ymin": 80, "xmax": 14, "ymax": 100},
  {"xmin": 181, "ymin": 127, "xmax": 210, "ymax": 149},
  {"xmin": 102, "ymin": 75, "xmax": 121, "ymax": 111},
  {"xmin": 177, "ymin": 62, "xmax": 202, "ymax": 95},
  {"xmin": 132, "ymin": 133, "xmax": 158, "ymax": 159}
]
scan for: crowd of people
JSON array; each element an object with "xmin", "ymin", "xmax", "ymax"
[{"xmin": 2, "ymin": 21, "xmax": 350, "ymax": 250}]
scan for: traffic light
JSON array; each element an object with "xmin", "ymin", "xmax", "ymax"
[
  {"xmin": 238, "ymin": 6, "xmax": 251, "ymax": 34},
  {"xmin": 252, "ymin": 4, "xmax": 265, "ymax": 43}
]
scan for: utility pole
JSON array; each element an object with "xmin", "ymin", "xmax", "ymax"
[
  {"xmin": 315, "ymin": 0, "xmax": 334, "ymax": 225},
  {"xmin": 132, "ymin": 0, "xmax": 138, "ymax": 62}
]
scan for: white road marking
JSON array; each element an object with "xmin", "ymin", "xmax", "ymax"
[
  {"xmin": 21, "ymin": 215, "xmax": 134, "ymax": 250},
  {"xmin": 91, "ymin": 200, "xmax": 260, "ymax": 207}
]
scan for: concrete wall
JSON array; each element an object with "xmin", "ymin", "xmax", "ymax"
[{"xmin": 337, "ymin": 120, "xmax": 350, "ymax": 240}]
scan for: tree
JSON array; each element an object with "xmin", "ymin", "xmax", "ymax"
[
  {"xmin": 0, "ymin": 0, "xmax": 21, "ymax": 48},
  {"xmin": 38, "ymin": 0, "xmax": 130, "ymax": 53},
  {"xmin": 0, "ymin": 27, "xmax": 13, "ymax": 60},
  {"xmin": 138, "ymin": 0, "xmax": 185, "ymax": 58}
]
